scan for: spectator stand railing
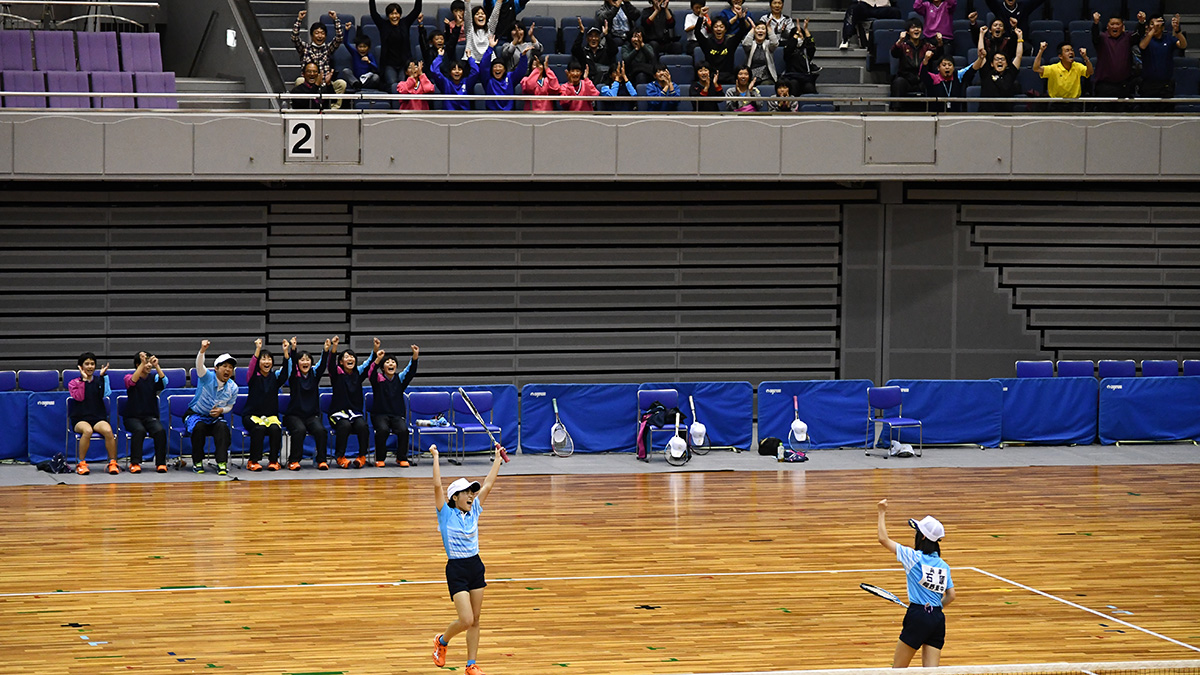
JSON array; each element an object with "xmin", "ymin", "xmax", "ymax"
[
  {"xmin": 1, "ymin": 1, "xmax": 159, "ymax": 31},
  {"xmin": 0, "ymin": 89, "xmax": 1195, "ymax": 114}
]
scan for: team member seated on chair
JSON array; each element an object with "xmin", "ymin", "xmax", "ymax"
[
  {"xmin": 283, "ymin": 337, "xmax": 331, "ymax": 470},
  {"xmin": 187, "ymin": 341, "xmax": 239, "ymax": 475},
  {"xmin": 367, "ymin": 342, "xmax": 419, "ymax": 467},
  {"xmin": 244, "ymin": 339, "xmax": 288, "ymax": 472},
  {"xmin": 69, "ymin": 351, "xmax": 117, "ymax": 476},
  {"xmin": 328, "ymin": 335, "xmax": 376, "ymax": 469},
  {"xmin": 124, "ymin": 351, "xmax": 169, "ymax": 474}
]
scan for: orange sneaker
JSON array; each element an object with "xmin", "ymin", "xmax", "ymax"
[
  {"xmin": 375, "ymin": 461, "xmax": 385, "ymax": 468},
  {"xmin": 267, "ymin": 462, "xmax": 281, "ymax": 471},
  {"xmin": 465, "ymin": 664, "xmax": 487, "ymax": 675},
  {"xmin": 288, "ymin": 462, "xmax": 301, "ymax": 471},
  {"xmin": 432, "ymin": 634, "xmax": 447, "ymax": 667},
  {"xmin": 398, "ymin": 459, "xmax": 410, "ymax": 468},
  {"xmin": 317, "ymin": 461, "xmax": 329, "ymax": 471},
  {"xmin": 76, "ymin": 461, "xmax": 89, "ymax": 475},
  {"xmin": 107, "ymin": 460, "xmax": 120, "ymax": 475},
  {"xmin": 336, "ymin": 457, "xmax": 350, "ymax": 469},
  {"xmin": 156, "ymin": 465, "xmax": 167, "ymax": 473},
  {"xmin": 128, "ymin": 463, "xmax": 142, "ymax": 474},
  {"xmin": 354, "ymin": 455, "xmax": 368, "ymax": 468},
  {"xmin": 248, "ymin": 461, "xmax": 262, "ymax": 472}
]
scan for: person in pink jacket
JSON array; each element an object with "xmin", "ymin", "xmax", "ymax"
[
  {"xmin": 914, "ymin": 0, "xmax": 956, "ymax": 48},
  {"xmin": 397, "ymin": 60, "xmax": 435, "ymax": 110},
  {"xmin": 557, "ymin": 60, "xmax": 600, "ymax": 111},
  {"xmin": 520, "ymin": 55, "xmax": 560, "ymax": 111}
]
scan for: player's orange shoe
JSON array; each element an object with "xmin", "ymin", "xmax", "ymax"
[
  {"xmin": 107, "ymin": 460, "xmax": 120, "ymax": 475},
  {"xmin": 336, "ymin": 456, "xmax": 350, "ymax": 469},
  {"xmin": 432, "ymin": 634, "xmax": 447, "ymax": 667},
  {"xmin": 129, "ymin": 463, "xmax": 142, "ymax": 474},
  {"xmin": 354, "ymin": 455, "xmax": 368, "ymax": 468},
  {"xmin": 398, "ymin": 459, "xmax": 410, "ymax": 467},
  {"xmin": 465, "ymin": 664, "xmax": 487, "ymax": 675},
  {"xmin": 317, "ymin": 461, "xmax": 329, "ymax": 470},
  {"xmin": 375, "ymin": 461, "xmax": 385, "ymax": 468},
  {"xmin": 288, "ymin": 462, "xmax": 301, "ymax": 471},
  {"xmin": 76, "ymin": 461, "xmax": 89, "ymax": 475},
  {"xmin": 248, "ymin": 461, "xmax": 262, "ymax": 472},
  {"xmin": 267, "ymin": 462, "xmax": 281, "ymax": 471}
]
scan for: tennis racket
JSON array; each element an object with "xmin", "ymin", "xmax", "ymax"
[
  {"xmin": 860, "ymin": 583, "xmax": 908, "ymax": 608},
  {"xmin": 789, "ymin": 395, "xmax": 809, "ymax": 450},
  {"xmin": 550, "ymin": 398, "xmax": 573, "ymax": 457},
  {"xmin": 688, "ymin": 394, "xmax": 710, "ymax": 455},
  {"xmin": 665, "ymin": 412, "xmax": 689, "ymax": 466},
  {"xmin": 456, "ymin": 387, "xmax": 510, "ymax": 463}
]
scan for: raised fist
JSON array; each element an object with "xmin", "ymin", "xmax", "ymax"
[
  {"xmin": 200, "ymin": 339, "xmax": 211, "ymax": 352},
  {"xmin": 298, "ymin": 9, "xmax": 307, "ymax": 20}
]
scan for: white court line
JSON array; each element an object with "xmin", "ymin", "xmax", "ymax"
[
  {"xmin": 968, "ymin": 565, "xmax": 1200, "ymax": 653},
  {"xmin": 0, "ymin": 567, "xmax": 900, "ymax": 599}
]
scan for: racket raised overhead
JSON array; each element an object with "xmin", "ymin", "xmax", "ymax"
[
  {"xmin": 860, "ymin": 582, "xmax": 908, "ymax": 608},
  {"xmin": 550, "ymin": 398, "xmax": 573, "ymax": 458},
  {"xmin": 456, "ymin": 387, "xmax": 510, "ymax": 463},
  {"xmin": 688, "ymin": 394, "xmax": 709, "ymax": 455}
]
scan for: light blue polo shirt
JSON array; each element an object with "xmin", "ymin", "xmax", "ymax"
[
  {"xmin": 897, "ymin": 544, "xmax": 953, "ymax": 607},
  {"xmin": 437, "ymin": 499, "xmax": 481, "ymax": 559}
]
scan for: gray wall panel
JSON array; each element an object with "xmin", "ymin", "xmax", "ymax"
[
  {"xmin": 0, "ymin": 317, "xmax": 105, "ymax": 335},
  {"xmin": 0, "ymin": 227, "xmax": 107, "ymax": 246},
  {"xmin": 780, "ymin": 119, "xmax": 865, "ymax": 176},
  {"xmin": 1160, "ymin": 120, "xmax": 1200, "ymax": 176},
  {"xmin": 0, "ymin": 251, "xmax": 107, "ymax": 267},
  {"xmin": 1014, "ymin": 288, "xmax": 1168, "ymax": 305},
  {"xmin": 987, "ymin": 247, "xmax": 1158, "ymax": 265},
  {"xmin": 1086, "ymin": 120, "xmax": 1160, "ymax": 175},
  {"xmin": 889, "ymin": 206, "xmax": 956, "ymax": 267},
  {"xmin": 1, "ymin": 272, "xmax": 108, "ymax": 290},
  {"xmin": 865, "ymin": 118, "xmax": 936, "ymax": 164},
  {"xmin": 887, "ymin": 268, "xmax": 955, "ymax": 350},
  {"xmin": 13, "ymin": 117, "xmax": 104, "ymax": 175},
  {"xmin": 1011, "ymin": 119, "xmax": 1087, "ymax": 175},
  {"xmin": 0, "ymin": 121, "xmax": 11, "ymax": 175},
  {"xmin": 887, "ymin": 351, "xmax": 953, "ymax": 380},
  {"xmin": 360, "ymin": 117, "xmax": 449, "ymax": 176},
  {"xmin": 700, "ymin": 119, "xmax": 781, "ymax": 175},
  {"xmin": 105, "ymin": 117, "xmax": 193, "ymax": 175},
  {"xmin": 1001, "ymin": 267, "xmax": 1163, "ymax": 285},
  {"xmin": 194, "ymin": 117, "xmax": 286, "ymax": 174},
  {"xmin": 974, "ymin": 225, "xmax": 1155, "ymax": 245},
  {"xmin": 109, "ymin": 293, "xmax": 265, "ymax": 312},
  {"xmin": 448, "ymin": 118, "xmax": 532, "ymax": 176},
  {"xmin": 533, "ymin": 118, "xmax": 617, "ymax": 175},
  {"xmin": 935, "ymin": 119, "xmax": 1012, "ymax": 175},
  {"xmin": 109, "ymin": 271, "xmax": 267, "ymax": 289},
  {"xmin": 616, "ymin": 119, "xmax": 700, "ymax": 175}
]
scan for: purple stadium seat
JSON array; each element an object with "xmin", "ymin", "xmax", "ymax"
[
  {"xmin": 119, "ymin": 32, "xmax": 163, "ymax": 72},
  {"xmin": 133, "ymin": 71, "xmax": 177, "ymax": 108},
  {"xmin": 2, "ymin": 71, "xmax": 46, "ymax": 107},
  {"xmin": 46, "ymin": 70, "xmax": 90, "ymax": 108},
  {"xmin": 89, "ymin": 71, "xmax": 134, "ymax": 108},
  {"xmin": 0, "ymin": 30, "xmax": 33, "ymax": 70},
  {"xmin": 77, "ymin": 32, "xmax": 120, "ymax": 72},
  {"xmin": 33, "ymin": 30, "xmax": 77, "ymax": 71}
]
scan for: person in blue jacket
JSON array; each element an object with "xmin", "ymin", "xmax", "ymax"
[
  {"xmin": 431, "ymin": 52, "xmax": 482, "ymax": 110},
  {"xmin": 478, "ymin": 36, "xmax": 528, "ymax": 111},
  {"xmin": 877, "ymin": 499, "xmax": 957, "ymax": 668}
]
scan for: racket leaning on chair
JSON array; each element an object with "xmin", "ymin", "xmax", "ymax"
[
  {"xmin": 550, "ymin": 398, "xmax": 573, "ymax": 457},
  {"xmin": 665, "ymin": 412, "xmax": 690, "ymax": 466},
  {"xmin": 687, "ymin": 394, "xmax": 710, "ymax": 455},
  {"xmin": 789, "ymin": 395, "xmax": 810, "ymax": 451},
  {"xmin": 456, "ymin": 387, "xmax": 510, "ymax": 463},
  {"xmin": 860, "ymin": 582, "xmax": 908, "ymax": 608}
]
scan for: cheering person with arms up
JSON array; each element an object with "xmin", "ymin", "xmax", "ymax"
[
  {"xmin": 877, "ymin": 499, "xmax": 955, "ymax": 668},
  {"xmin": 431, "ymin": 441, "xmax": 506, "ymax": 675}
]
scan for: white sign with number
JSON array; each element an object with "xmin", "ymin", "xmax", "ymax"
[{"xmin": 285, "ymin": 118, "xmax": 318, "ymax": 161}]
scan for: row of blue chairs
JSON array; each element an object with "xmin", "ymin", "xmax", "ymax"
[
  {"xmin": 1015, "ymin": 359, "xmax": 1200, "ymax": 378},
  {"xmin": 884, "ymin": 0, "xmax": 1164, "ymax": 24},
  {"xmin": 69, "ymin": 389, "xmax": 502, "ymax": 466}
]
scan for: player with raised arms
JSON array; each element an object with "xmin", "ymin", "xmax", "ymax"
[
  {"xmin": 430, "ymin": 440, "xmax": 506, "ymax": 675},
  {"xmin": 876, "ymin": 498, "xmax": 955, "ymax": 667}
]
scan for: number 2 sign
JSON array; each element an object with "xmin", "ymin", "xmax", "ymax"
[{"xmin": 285, "ymin": 118, "xmax": 318, "ymax": 161}]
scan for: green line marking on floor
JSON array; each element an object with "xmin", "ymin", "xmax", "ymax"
[
  {"xmin": 243, "ymin": 626, "xmax": 251, "ymax": 630},
  {"xmin": 160, "ymin": 585, "xmax": 208, "ymax": 589},
  {"xmin": 526, "ymin": 587, "xmax": 542, "ymax": 590},
  {"xmin": 779, "ymin": 608, "xmax": 791, "ymax": 613},
  {"xmin": 663, "ymin": 658, "xmax": 680, "ymax": 662},
  {"xmin": 1128, "ymin": 492, "xmax": 1141, "ymax": 496},
  {"xmin": 17, "ymin": 610, "xmax": 64, "ymax": 614}
]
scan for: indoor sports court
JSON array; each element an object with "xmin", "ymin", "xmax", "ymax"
[{"xmin": 1, "ymin": 450, "xmax": 1198, "ymax": 675}]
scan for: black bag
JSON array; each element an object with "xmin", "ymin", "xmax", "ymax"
[
  {"xmin": 758, "ymin": 436, "xmax": 783, "ymax": 456},
  {"xmin": 36, "ymin": 452, "xmax": 70, "ymax": 474}
]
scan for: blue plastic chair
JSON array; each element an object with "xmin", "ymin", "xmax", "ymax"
[
  {"xmin": 0, "ymin": 370, "xmax": 15, "ymax": 391},
  {"xmin": 1098, "ymin": 359, "xmax": 1136, "ymax": 378},
  {"xmin": 162, "ymin": 367, "xmax": 187, "ymax": 388},
  {"xmin": 1141, "ymin": 360, "xmax": 1178, "ymax": 377},
  {"xmin": 409, "ymin": 391, "xmax": 458, "ymax": 463},
  {"xmin": 1183, "ymin": 360, "xmax": 1200, "ymax": 377},
  {"xmin": 866, "ymin": 386, "xmax": 922, "ymax": 458},
  {"xmin": 66, "ymin": 397, "xmax": 112, "ymax": 460},
  {"xmin": 452, "ymin": 390, "xmax": 502, "ymax": 454},
  {"xmin": 1056, "ymin": 360, "xmax": 1095, "ymax": 377},
  {"xmin": 1016, "ymin": 360, "xmax": 1054, "ymax": 377},
  {"xmin": 637, "ymin": 388, "xmax": 681, "ymax": 458}
]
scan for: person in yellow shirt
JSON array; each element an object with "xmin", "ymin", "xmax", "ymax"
[{"xmin": 1032, "ymin": 41, "xmax": 1093, "ymax": 109}]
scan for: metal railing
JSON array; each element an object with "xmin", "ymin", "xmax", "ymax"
[{"xmin": 0, "ymin": 89, "xmax": 1193, "ymax": 113}]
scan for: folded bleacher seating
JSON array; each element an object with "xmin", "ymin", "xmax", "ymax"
[
  {"xmin": 133, "ymin": 71, "xmax": 177, "ymax": 109},
  {"xmin": 91, "ymin": 70, "xmax": 134, "ymax": 108},
  {"xmin": 46, "ymin": 70, "xmax": 89, "ymax": 108},
  {"xmin": 2, "ymin": 70, "xmax": 46, "ymax": 107},
  {"xmin": 77, "ymin": 32, "xmax": 120, "ymax": 72},
  {"xmin": 0, "ymin": 30, "xmax": 33, "ymax": 70},
  {"xmin": 119, "ymin": 32, "xmax": 162, "ymax": 72},
  {"xmin": 33, "ymin": 30, "xmax": 77, "ymax": 71}
]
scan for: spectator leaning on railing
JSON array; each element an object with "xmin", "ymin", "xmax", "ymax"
[
  {"xmin": 921, "ymin": 53, "xmax": 973, "ymax": 113},
  {"xmin": 1091, "ymin": 11, "xmax": 1143, "ymax": 109},
  {"xmin": 970, "ymin": 26, "xmax": 1023, "ymax": 112},
  {"xmin": 291, "ymin": 61, "xmax": 336, "ymax": 109},
  {"xmin": 646, "ymin": 64, "xmax": 682, "ymax": 110},
  {"xmin": 891, "ymin": 19, "xmax": 943, "ymax": 110},
  {"xmin": 521, "ymin": 55, "xmax": 561, "ymax": 111},
  {"xmin": 1033, "ymin": 40, "xmax": 1092, "ymax": 111}
]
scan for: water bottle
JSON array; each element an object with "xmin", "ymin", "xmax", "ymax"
[{"xmin": 777, "ymin": 441, "xmax": 784, "ymax": 461}]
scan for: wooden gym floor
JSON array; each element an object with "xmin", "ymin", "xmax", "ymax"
[{"xmin": 1, "ymin": 464, "xmax": 1198, "ymax": 675}]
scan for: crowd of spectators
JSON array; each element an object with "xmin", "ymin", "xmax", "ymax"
[
  {"xmin": 288, "ymin": 0, "xmax": 826, "ymax": 111},
  {"xmin": 286, "ymin": 0, "xmax": 1192, "ymax": 112}
]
